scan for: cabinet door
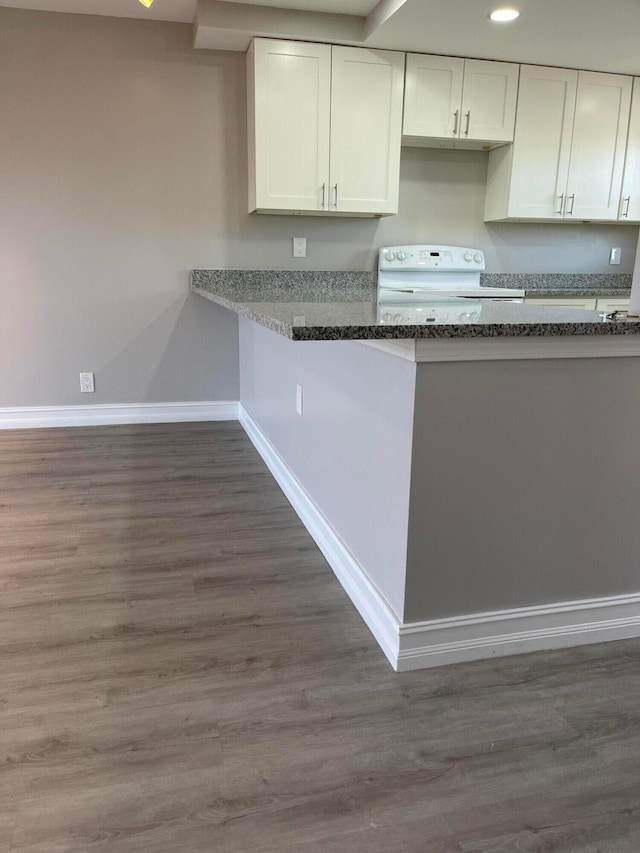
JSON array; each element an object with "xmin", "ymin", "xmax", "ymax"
[
  {"xmin": 595, "ymin": 298, "xmax": 630, "ymax": 312},
  {"xmin": 504, "ymin": 66, "xmax": 578, "ymax": 219},
  {"xmin": 461, "ymin": 59, "xmax": 519, "ymax": 143},
  {"xmin": 565, "ymin": 71, "xmax": 632, "ymax": 221},
  {"xmin": 403, "ymin": 54, "xmax": 463, "ymax": 139},
  {"xmin": 619, "ymin": 78, "xmax": 640, "ymax": 221},
  {"xmin": 249, "ymin": 39, "xmax": 331, "ymax": 212},
  {"xmin": 329, "ymin": 47, "xmax": 405, "ymax": 215}
]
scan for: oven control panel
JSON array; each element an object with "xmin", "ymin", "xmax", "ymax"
[
  {"xmin": 378, "ymin": 302, "xmax": 482, "ymax": 325},
  {"xmin": 379, "ymin": 245, "xmax": 485, "ymax": 272}
]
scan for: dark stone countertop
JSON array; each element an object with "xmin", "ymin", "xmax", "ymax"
[
  {"xmin": 191, "ymin": 270, "xmax": 639, "ymax": 341},
  {"xmin": 483, "ymin": 273, "xmax": 632, "ymax": 299}
]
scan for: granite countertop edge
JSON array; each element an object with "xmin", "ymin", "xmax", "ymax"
[
  {"xmin": 526, "ymin": 289, "xmax": 630, "ymax": 297},
  {"xmin": 192, "ymin": 269, "xmax": 632, "ymax": 299},
  {"xmin": 482, "ymin": 273, "xmax": 632, "ymax": 297},
  {"xmin": 192, "ymin": 283, "xmax": 640, "ymax": 341},
  {"xmin": 194, "ymin": 286, "xmax": 296, "ymax": 339}
]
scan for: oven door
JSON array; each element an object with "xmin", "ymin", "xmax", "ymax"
[{"xmin": 378, "ymin": 287, "xmax": 524, "ymax": 304}]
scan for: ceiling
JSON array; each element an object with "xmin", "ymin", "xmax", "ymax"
[
  {"xmin": 0, "ymin": 0, "xmax": 378, "ymax": 20},
  {"xmin": 219, "ymin": 0, "xmax": 378, "ymax": 13},
  {"xmin": 0, "ymin": 0, "xmax": 196, "ymax": 22},
  {"xmin": 367, "ymin": 0, "xmax": 640, "ymax": 76},
  {"xmin": 1, "ymin": 0, "xmax": 640, "ymax": 75}
]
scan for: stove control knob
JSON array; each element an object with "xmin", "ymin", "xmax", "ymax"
[
  {"xmin": 396, "ymin": 251, "xmax": 406, "ymax": 261},
  {"xmin": 393, "ymin": 314, "xmax": 402, "ymax": 323},
  {"xmin": 386, "ymin": 252, "xmax": 395, "ymax": 261},
  {"xmin": 382, "ymin": 312, "xmax": 392, "ymax": 322},
  {"xmin": 474, "ymin": 253, "xmax": 483, "ymax": 263},
  {"xmin": 464, "ymin": 252, "xmax": 473, "ymax": 262}
]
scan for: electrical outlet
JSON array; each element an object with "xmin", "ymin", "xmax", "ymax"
[
  {"xmin": 79, "ymin": 372, "xmax": 95, "ymax": 393},
  {"xmin": 610, "ymin": 246, "xmax": 622, "ymax": 265},
  {"xmin": 293, "ymin": 237, "xmax": 307, "ymax": 258},
  {"xmin": 296, "ymin": 384, "xmax": 303, "ymax": 416}
]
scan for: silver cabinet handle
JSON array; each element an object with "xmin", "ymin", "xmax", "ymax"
[
  {"xmin": 321, "ymin": 183, "xmax": 326, "ymax": 209},
  {"xmin": 557, "ymin": 193, "xmax": 564, "ymax": 215},
  {"xmin": 566, "ymin": 193, "xmax": 575, "ymax": 215},
  {"xmin": 464, "ymin": 110, "xmax": 471, "ymax": 137},
  {"xmin": 453, "ymin": 110, "xmax": 459, "ymax": 136},
  {"xmin": 623, "ymin": 196, "xmax": 631, "ymax": 218},
  {"xmin": 333, "ymin": 183, "xmax": 338, "ymax": 209}
]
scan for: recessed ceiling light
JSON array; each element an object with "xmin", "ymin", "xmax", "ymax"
[
  {"xmin": 138, "ymin": 0, "xmax": 154, "ymax": 7},
  {"xmin": 489, "ymin": 8, "xmax": 520, "ymax": 22}
]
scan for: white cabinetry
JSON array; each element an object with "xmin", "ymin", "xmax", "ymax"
[
  {"xmin": 486, "ymin": 66, "xmax": 632, "ymax": 222},
  {"xmin": 403, "ymin": 54, "xmax": 519, "ymax": 148},
  {"xmin": 595, "ymin": 297, "xmax": 630, "ymax": 312},
  {"xmin": 247, "ymin": 38, "xmax": 404, "ymax": 216},
  {"xmin": 525, "ymin": 296, "xmax": 598, "ymax": 310},
  {"xmin": 619, "ymin": 78, "xmax": 640, "ymax": 222},
  {"xmin": 568, "ymin": 72, "xmax": 632, "ymax": 220},
  {"xmin": 525, "ymin": 296, "xmax": 630, "ymax": 312},
  {"xmin": 329, "ymin": 46, "xmax": 405, "ymax": 215},
  {"xmin": 485, "ymin": 66, "xmax": 577, "ymax": 220},
  {"xmin": 247, "ymin": 39, "xmax": 331, "ymax": 214}
]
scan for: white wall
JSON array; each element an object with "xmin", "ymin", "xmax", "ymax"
[{"xmin": 2, "ymin": 7, "xmax": 636, "ymax": 408}]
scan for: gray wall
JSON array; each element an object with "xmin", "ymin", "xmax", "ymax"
[
  {"xmin": 405, "ymin": 357, "xmax": 640, "ymax": 622},
  {"xmin": 239, "ymin": 318, "xmax": 415, "ymax": 619},
  {"xmin": 0, "ymin": 8, "xmax": 240, "ymax": 407},
  {"xmin": 2, "ymin": 7, "xmax": 637, "ymax": 408}
]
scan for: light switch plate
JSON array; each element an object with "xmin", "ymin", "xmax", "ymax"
[{"xmin": 610, "ymin": 246, "xmax": 622, "ymax": 265}]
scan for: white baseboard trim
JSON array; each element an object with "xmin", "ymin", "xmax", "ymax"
[
  {"xmin": 0, "ymin": 401, "xmax": 239, "ymax": 429},
  {"xmin": 238, "ymin": 404, "xmax": 402, "ymax": 669},
  {"xmin": 396, "ymin": 592, "xmax": 640, "ymax": 671},
  {"xmin": 239, "ymin": 404, "xmax": 640, "ymax": 671}
]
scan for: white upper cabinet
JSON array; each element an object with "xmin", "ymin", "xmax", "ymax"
[
  {"xmin": 485, "ymin": 66, "xmax": 632, "ymax": 222},
  {"xmin": 460, "ymin": 59, "xmax": 520, "ymax": 145},
  {"xmin": 619, "ymin": 78, "xmax": 640, "ymax": 222},
  {"xmin": 248, "ymin": 39, "xmax": 331, "ymax": 213},
  {"xmin": 403, "ymin": 55, "xmax": 463, "ymax": 139},
  {"xmin": 329, "ymin": 47, "xmax": 405, "ymax": 216},
  {"xmin": 403, "ymin": 54, "xmax": 519, "ymax": 147},
  {"xmin": 247, "ymin": 38, "xmax": 404, "ymax": 216},
  {"xmin": 566, "ymin": 71, "xmax": 632, "ymax": 220},
  {"xmin": 485, "ymin": 66, "xmax": 577, "ymax": 220},
  {"xmin": 248, "ymin": 39, "xmax": 635, "ymax": 224}
]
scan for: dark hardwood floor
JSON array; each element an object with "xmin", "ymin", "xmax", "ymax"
[{"xmin": 2, "ymin": 421, "xmax": 640, "ymax": 852}]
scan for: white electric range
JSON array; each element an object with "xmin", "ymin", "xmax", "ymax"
[{"xmin": 377, "ymin": 245, "xmax": 524, "ymax": 325}]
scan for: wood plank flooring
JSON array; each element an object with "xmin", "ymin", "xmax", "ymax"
[{"xmin": 2, "ymin": 421, "xmax": 640, "ymax": 852}]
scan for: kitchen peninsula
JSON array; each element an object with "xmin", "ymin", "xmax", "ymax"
[{"xmin": 194, "ymin": 270, "xmax": 640, "ymax": 671}]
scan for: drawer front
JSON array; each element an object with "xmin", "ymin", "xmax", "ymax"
[{"xmin": 525, "ymin": 296, "xmax": 598, "ymax": 310}]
